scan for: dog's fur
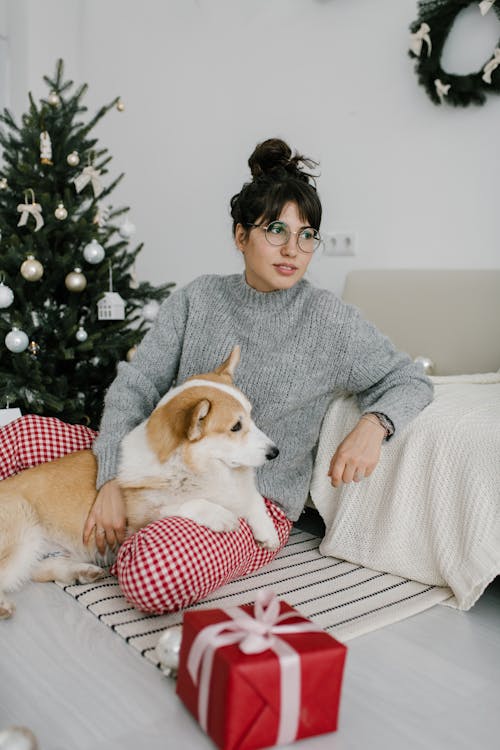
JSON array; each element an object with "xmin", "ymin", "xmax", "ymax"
[{"xmin": 0, "ymin": 347, "xmax": 280, "ymax": 618}]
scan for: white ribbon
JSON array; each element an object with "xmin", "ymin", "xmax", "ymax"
[
  {"xmin": 74, "ymin": 165, "xmax": 103, "ymax": 198},
  {"xmin": 479, "ymin": 0, "xmax": 496, "ymax": 15},
  {"xmin": 410, "ymin": 22, "xmax": 432, "ymax": 57},
  {"xmin": 187, "ymin": 590, "xmax": 322, "ymax": 746},
  {"xmin": 482, "ymin": 47, "xmax": 500, "ymax": 83},
  {"xmin": 17, "ymin": 200, "xmax": 44, "ymax": 232},
  {"xmin": 434, "ymin": 78, "xmax": 451, "ymax": 103}
]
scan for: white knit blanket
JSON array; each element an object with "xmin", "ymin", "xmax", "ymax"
[{"xmin": 310, "ymin": 373, "xmax": 500, "ymax": 610}]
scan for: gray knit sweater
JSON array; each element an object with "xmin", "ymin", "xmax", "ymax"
[{"xmin": 93, "ymin": 273, "xmax": 433, "ymax": 520}]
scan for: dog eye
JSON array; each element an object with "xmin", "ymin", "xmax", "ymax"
[{"xmin": 230, "ymin": 421, "xmax": 242, "ymax": 432}]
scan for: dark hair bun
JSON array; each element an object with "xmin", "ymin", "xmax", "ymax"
[{"xmin": 248, "ymin": 138, "xmax": 317, "ymax": 184}]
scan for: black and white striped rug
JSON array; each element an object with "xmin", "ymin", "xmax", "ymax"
[{"xmin": 57, "ymin": 529, "xmax": 451, "ymax": 667}]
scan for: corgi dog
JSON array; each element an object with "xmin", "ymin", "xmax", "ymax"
[{"xmin": 0, "ymin": 346, "xmax": 280, "ymax": 619}]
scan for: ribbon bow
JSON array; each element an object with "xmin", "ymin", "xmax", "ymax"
[
  {"xmin": 410, "ymin": 22, "xmax": 432, "ymax": 57},
  {"xmin": 187, "ymin": 590, "xmax": 322, "ymax": 745},
  {"xmin": 434, "ymin": 78, "xmax": 451, "ymax": 103},
  {"xmin": 479, "ymin": 0, "xmax": 496, "ymax": 15},
  {"xmin": 74, "ymin": 165, "xmax": 103, "ymax": 198},
  {"xmin": 17, "ymin": 190, "xmax": 44, "ymax": 232},
  {"xmin": 482, "ymin": 47, "xmax": 500, "ymax": 83}
]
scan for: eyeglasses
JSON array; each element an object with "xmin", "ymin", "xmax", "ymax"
[{"xmin": 247, "ymin": 221, "xmax": 322, "ymax": 254}]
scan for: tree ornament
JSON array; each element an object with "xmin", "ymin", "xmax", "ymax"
[
  {"xmin": 126, "ymin": 346, "xmax": 137, "ymax": 362},
  {"xmin": 65, "ymin": 267, "xmax": 87, "ymax": 292},
  {"xmin": 83, "ymin": 238, "xmax": 105, "ymax": 264},
  {"xmin": 28, "ymin": 340, "xmax": 40, "ymax": 357},
  {"xmin": 40, "ymin": 131, "xmax": 53, "ymax": 165},
  {"xmin": 5, "ymin": 327, "xmax": 29, "ymax": 353},
  {"xmin": 0, "ymin": 177, "xmax": 8, "ymax": 190},
  {"xmin": 76, "ymin": 325, "xmax": 88, "ymax": 342},
  {"xmin": 97, "ymin": 262, "xmax": 125, "ymax": 320},
  {"xmin": 93, "ymin": 205, "xmax": 110, "ymax": 228},
  {"xmin": 54, "ymin": 201, "xmax": 68, "ymax": 220},
  {"xmin": 156, "ymin": 625, "xmax": 183, "ymax": 677},
  {"xmin": 20, "ymin": 255, "xmax": 44, "ymax": 282},
  {"xmin": 17, "ymin": 189, "xmax": 44, "ymax": 231},
  {"xmin": 74, "ymin": 159, "xmax": 103, "ymax": 198},
  {"xmin": 0, "ymin": 281, "xmax": 14, "ymax": 308},
  {"xmin": 116, "ymin": 98, "xmax": 125, "ymax": 111},
  {"xmin": 67, "ymin": 150, "xmax": 80, "ymax": 167},
  {"xmin": 119, "ymin": 220, "xmax": 136, "ymax": 239},
  {"xmin": 409, "ymin": 1, "xmax": 500, "ymax": 106},
  {"xmin": 47, "ymin": 90, "xmax": 60, "ymax": 106},
  {"xmin": 142, "ymin": 300, "xmax": 160, "ymax": 321}
]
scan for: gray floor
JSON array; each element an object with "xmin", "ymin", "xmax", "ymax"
[{"xmin": 1, "ymin": 518, "xmax": 499, "ymax": 750}]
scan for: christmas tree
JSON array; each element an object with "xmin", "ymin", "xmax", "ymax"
[{"xmin": 0, "ymin": 60, "xmax": 173, "ymax": 428}]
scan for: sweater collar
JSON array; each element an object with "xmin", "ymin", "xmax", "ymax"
[{"xmin": 228, "ymin": 272, "xmax": 309, "ymax": 310}]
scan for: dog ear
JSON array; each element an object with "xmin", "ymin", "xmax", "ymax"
[
  {"xmin": 146, "ymin": 403, "xmax": 181, "ymax": 463},
  {"xmin": 187, "ymin": 399, "xmax": 211, "ymax": 441},
  {"xmin": 215, "ymin": 345, "xmax": 240, "ymax": 379}
]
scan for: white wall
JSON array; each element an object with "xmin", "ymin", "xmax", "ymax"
[{"xmin": 2, "ymin": 0, "xmax": 500, "ymax": 295}]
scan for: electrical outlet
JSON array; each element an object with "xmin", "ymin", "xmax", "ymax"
[{"xmin": 323, "ymin": 232, "xmax": 356, "ymax": 257}]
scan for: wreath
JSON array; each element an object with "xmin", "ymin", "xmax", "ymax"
[{"xmin": 409, "ymin": 0, "xmax": 500, "ymax": 106}]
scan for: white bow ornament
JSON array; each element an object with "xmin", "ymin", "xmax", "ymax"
[
  {"xmin": 482, "ymin": 47, "xmax": 500, "ymax": 83},
  {"xmin": 74, "ymin": 165, "xmax": 103, "ymax": 198},
  {"xmin": 410, "ymin": 22, "xmax": 432, "ymax": 57},
  {"xmin": 479, "ymin": 0, "xmax": 496, "ymax": 15},
  {"xmin": 434, "ymin": 78, "xmax": 451, "ymax": 103},
  {"xmin": 17, "ymin": 191, "xmax": 44, "ymax": 232}
]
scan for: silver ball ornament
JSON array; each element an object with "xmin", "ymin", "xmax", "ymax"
[
  {"xmin": 142, "ymin": 300, "xmax": 160, "ymax": 322},
  {"xmin": 76, "ymin": 326, "xmax": 88, "ymax": 342},
  {"xmin": 414, "ymin": 356, "xmax": 435, "ymax": 376},
  {"xmin": 54, "ymin": 202, "xmax": 68, "ymax": 221},
  {"xmin": 83, "ymin": 239, "xmax": 105, "ymax": 265},
  {"xmin": 67, "ymin": 151, "xmax": 80, "ymax": 167},
  {"xmin": 5, "ymin": 328, "xmax": 29, "ymax": 353},
  {"xmin": 116, "ymin": 98, "xmax": 125, "ymax": 111},
  {"xmin": 65, "ymin": 268, "xmax": 87, "ymax": 292},
  {"xmin": 0, "ymin": 282, "xmax": 14, "ymax": 308},
  {"xmin": 156, "ymin": 625, "xmax": 183, "ymax": 677},
  {"xmin": 119, "ymin": 220, "xmax": 136, "ymax": 239},
  {"xmin": 20, "ymin": 256, "xmax": 44, "ymax": 282}
]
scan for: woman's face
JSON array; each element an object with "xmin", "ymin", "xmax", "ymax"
[{"xmin": 235, "ymin": 202, "xmax": 315, "ymax": 292}]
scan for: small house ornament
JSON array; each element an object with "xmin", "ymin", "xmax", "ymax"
[{"xmin": 97, "ymin": 262, "xmax": 125, "ymax": 320}]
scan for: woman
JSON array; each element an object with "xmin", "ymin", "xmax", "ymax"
[{"xmin": 0, "ymin": 138, "xmax": 433, "ymax": 613}]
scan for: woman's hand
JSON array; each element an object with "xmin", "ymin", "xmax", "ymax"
[
  {"xmin": 327, "ymin": 417, "xmax": 386, "ymax": 488},
  {"xmin": 83, "ymin": 479, "xmax": 127, "ymax": 554}
]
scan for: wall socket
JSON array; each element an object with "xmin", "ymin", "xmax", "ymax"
[{"xmin": 323, "ymin": 232, "xmax": 356, "ymax": 257}]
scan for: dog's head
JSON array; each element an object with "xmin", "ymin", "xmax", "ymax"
[{"xmin": 146, "ymin": 346, "xmax": 279, "ymax": 469}]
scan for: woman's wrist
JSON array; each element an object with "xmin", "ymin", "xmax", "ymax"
[{"xmin": 359, "ymin": 413, "xmax": 389, "ymax": 439}]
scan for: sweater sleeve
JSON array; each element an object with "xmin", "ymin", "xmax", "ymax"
[
  {"xmin": 345, "ymin": 309, "xmax": 433, "ymax": 435},
  {"xmin": 92, "ymin": 285, "xmax": 189, "ymax": 487}
]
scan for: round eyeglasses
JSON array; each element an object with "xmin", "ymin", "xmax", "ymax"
[{"xmin": 247, "ymin": 221, "xmax": 322, "ymax": 254}]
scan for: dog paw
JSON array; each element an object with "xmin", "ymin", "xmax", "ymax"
[
  {"xmin": 204, "ymin": 507, "xmax": 240, "ymax": 533},
  {"xmin": 0, "ymin": 595, "xmax": 15, "ymax": 619},
  {"xmin": 255, "ymin": 529, "xmax": 280, "ymax": 551},
  {"xmin": 75, "ymin": 564, "xmax": 107, "ymax": 584}
]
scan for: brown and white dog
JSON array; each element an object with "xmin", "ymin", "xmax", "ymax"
[{"xmin": 0, "ymin": 346, "xmax": 280, "ymax": 618}]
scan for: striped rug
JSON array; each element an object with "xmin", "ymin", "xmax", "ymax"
[{"xmin": 57, "ymin": 528, "xmax": 452, "ymax": 667}]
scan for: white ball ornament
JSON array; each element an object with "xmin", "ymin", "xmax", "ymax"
[
  {"xmin": 142, "ymin": 300, "xmax": 160, "ymax": 322},
  {"xmin": 20, "ymin": 256, "xmax": 44, "ymax": 282},
  {"xmin": 48, "ymin": 90, "xmax": 60, "ymax": 106},
  {"xmin": 65, "ymin": 268, "xmax": 87, "ymax": 292},
  {"xmin": 76, "ymin": 326, "xmax": 88, "ymax": 342},
  {"xmin": 0, "ymin": 282, "xmax": 14, "ymax": 308},
  {"xmin": 54, "ymin": 202, "xmax": 68, "ymax": 220},
  {"xmin": 5, "ymin": 327, "xmax": 29, "ymax": 353},
  {"xmin": 119, "ymin": 220, "xmax": 136, "ymax": 239},
  {"xmin": 126, "ymin": 346, "xmax": 137, "ymax": 362},
  {"xmin": 67, "ymin": 151, "xmax": 80, "ymax": 167},
  {"xmin": 83, "ymin": 238, "xmax": 105, "ymax": 264}
]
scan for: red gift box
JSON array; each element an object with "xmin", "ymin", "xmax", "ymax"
[{"xmin": 176, "ymin": 590, "xmax": 347, "ymax": 750}]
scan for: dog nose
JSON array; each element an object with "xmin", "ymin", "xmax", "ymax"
[{"xmin": 265, "ymin": 445, "xmax": 279, "ymax": 461}]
